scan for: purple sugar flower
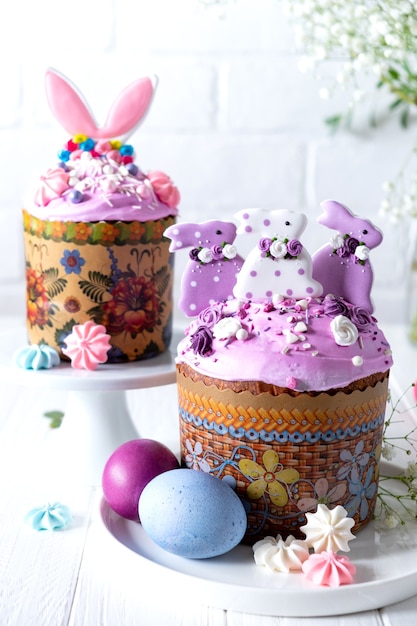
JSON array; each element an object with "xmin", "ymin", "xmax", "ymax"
[
  {"xmin": 258, "ymin": 237, "xmax": 273, "ymax": 253},
  {"xmin": 190, "ymin": 326, "xmax": 214, "ymax": 356},
  {"xmin": 211, "ymin": 244, "xmax": 224, "ymax": 260},
  {"xmin": 189, "ymin": 247, "xmax": 200, "ymax": 261},
  {"xmin": 346, "ymin": 236, "xmax": 360, "ymax": 254},
  {"xmin": 335, "ymin": 242, "xmax": 350, "ymax": 258},
  {"xmin": 197, "ymin": 303, "xmax": 224, "ymax": 328},
  {"xmin": 323, "ymin": 295, "xmax": 349, "ymax": 317},
  {"xmin": 286, "ymin": 239, "xmax": 302, "ymax": 257},
  {"xmin": 349, "ymin": 306, "xmax": 373, "ymax": 331}
]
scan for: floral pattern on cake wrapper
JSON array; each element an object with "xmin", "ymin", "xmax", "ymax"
[
  {"xmin": 180, "ymin": 433, "xmax": 382, "ymax": 540},
  {"xmin": 23, "ymin": 211, "xmax": 174, "ymax": 246},
  {"xmin": 24, "ymin": 216, "xmax": 175, "ymax": 361}
]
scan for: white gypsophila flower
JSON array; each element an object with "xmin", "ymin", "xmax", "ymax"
[
  {"xmin": 383, "ymin": 513, "xmax": 400, "ymax": 529},
  {"xmin": 330, "ymin": 315, "xmax": 359, "ymax": 346},
  {"xmin": 381, "ymin": 444, "xmax": 396, "ymax": 461},
  {"xmin": 404, "ymin": 461, "xmax": 417, "ymax": 481},
  {"xmin": 212, "ymin": 316, "xmax": 242, "ymax": 340}
]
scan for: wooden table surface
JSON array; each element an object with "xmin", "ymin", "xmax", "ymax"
[{"xmin": 1, "ymin": 321, "xmax": 417, "ymax": 626}]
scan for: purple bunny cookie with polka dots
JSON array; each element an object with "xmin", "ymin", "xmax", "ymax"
[
  {"xmin": 312, "ymin": 200, "xmax": 383, "ymax": 313},
  {"xmin": 164, "ymin": 220, "xmax": 244, "ymax": 317},
  {"xmin": 232, "ymin": 208, "xmax": 323, "ymax": 300}
]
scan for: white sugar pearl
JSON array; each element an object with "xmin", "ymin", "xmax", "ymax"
[
  {"xmin": 352, "ymin": 355, "xmax": 364, "ymax": 366},
  {"xmin": 236, "ymin": 328, "xmax": 249, "ymax": 341}
]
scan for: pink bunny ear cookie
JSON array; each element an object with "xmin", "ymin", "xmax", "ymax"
[{"xmin": 45, "ymin": 68, "xmax": 155, "ymax": 140}]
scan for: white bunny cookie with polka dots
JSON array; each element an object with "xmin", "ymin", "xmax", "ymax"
[
  {"xmin": 164, "ymin": 220, "xmax": 244, "ymax": 317},
  {"xmin": 233, "ymin": 209, "xmax": 323, "ymax": 300}
]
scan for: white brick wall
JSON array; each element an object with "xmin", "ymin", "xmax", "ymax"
[{"xmin": 0, "ymin": 0, "xmax": 412, "ymax": 322}]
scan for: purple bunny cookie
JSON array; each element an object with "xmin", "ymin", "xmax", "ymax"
[
  {"xmin": 164, "ymin": 220, "xmax": 244, "ymax": 317},
  {"xmin": 312, "ymin": 200, "xmax": 383, "ymax": 313}
]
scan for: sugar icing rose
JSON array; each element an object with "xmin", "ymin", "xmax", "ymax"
[
  {"xmin": 222, "ymin": 243, "xmax": 237, "ymax": 259},
  {"xmin": 355, "ymin": 244, "xmax": 370, "ymax": 262},
  {"xmin": 197, "ymin": 303, "xmax": 224, "ymax": 328},
  {"xmin": 287, "ymin": 239, "xmax": 302, "ymax": 257},
  {"xmin": 349, "ymin": 306, "xmax": 372, "ymax": 331},
  {"xmin": 323, "ymin": 295, "xmax": 349, "ymax": 318},
  {"xmin": 190, "ymin": 326, "xmax": 214, "ymax": 356},
  {"xmin": 211, "ymin": 244, "xmax": 224, "ymax": 260},
  {"xmin": 269, "ymin": 239, "xmax": 287, "ymax": 259},
  {"xmin": 197, "ymin": 247, "xmax": 213, "ymax": 264},
  {"xmin": 330, "ymin": 233, "xmax": 345, "ymax": 250},
  {"xmin": 259, "ymin": 237, "xmax": 273, "ymax": 252},
  {"xmin": 330, "ymin": 315, "xmax": 359, "ymax": 346},
  {"xmin": 213, "ymin": 316, "xmax": 242, "ymax": 340}
]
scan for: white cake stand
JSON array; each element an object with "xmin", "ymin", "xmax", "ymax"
[{"xmin": 0, "ymin": 327, "xmax": 180, "ymax": 485}]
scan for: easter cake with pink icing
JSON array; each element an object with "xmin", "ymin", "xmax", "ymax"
[
  {"xmin": 166, "ymin": 201, "xmax": 393, "ymax": 543},
  {"xmin": 23, "ymin": 69, "xmax": 179, "ymax": 363}
]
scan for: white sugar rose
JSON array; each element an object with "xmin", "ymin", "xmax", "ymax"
[
  {"xmin": 354, "ymin": 244, "xmax": 370, "ymax": 262},
  {"xmin": 213, "ymin": 317, "xmax": 242, "ymax": 340},
  {"xmin": 269, "ymin": 238, "xmax": 287, "ymax": 259},
  {"xmin": 330, "ymin": 233, "xmax": 345, "ymax": 249},
  {"xmin": 330, "ymin": 315, "xmax": 358, "ymax": 346},
  {"xmin": 197, "ymin": 247, "xmax": 213, "ymax": 264},
  {"xmin": 222, "ymin": 243, "xmax": 237, "ymax": 259}
]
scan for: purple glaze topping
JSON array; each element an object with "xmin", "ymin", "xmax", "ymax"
[{"xmin": 177, "ymin": 296, "xmax": 392, "ymax": 392}]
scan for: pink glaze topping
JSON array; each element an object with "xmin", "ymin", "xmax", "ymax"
[
  {"xmin": 27, "ymin": 69, "xmax": 179, "ymax": 222},
  {"xmin": 177, "ymin": 296, "xmax": 392, "ymax": 392},
  {"xmin": 302, "ymin": 551, "xmax": 356, "ymax": 587},
  {"xmin": 62, "ymin": 321, "xmax": 111, "ymax": 370}
]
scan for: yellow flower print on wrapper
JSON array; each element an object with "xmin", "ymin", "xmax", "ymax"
[{"xmin": 239, "ymin": 449, "xmax": 300, "ymax": 507}]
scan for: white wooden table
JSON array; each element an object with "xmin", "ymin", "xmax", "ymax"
[{"xmin": 1, "ymin": 321, "xmax": 417, "ymax": 626}]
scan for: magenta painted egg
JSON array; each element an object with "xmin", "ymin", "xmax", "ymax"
[{"xmin": 102, "ymin": 439, "xmax": 179, "ymax": 521}]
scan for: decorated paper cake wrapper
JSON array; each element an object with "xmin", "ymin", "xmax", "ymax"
[
  {"xmin": 177, "ymin": 366, "xmax": 389, "ymax": 543},
  {"xmin": 23, "ymin": 210, "xmax": 175, "ymax": 362}
]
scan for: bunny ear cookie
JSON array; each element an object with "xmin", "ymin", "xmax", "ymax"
[{"xmin": 45, "ymin": 68, "xmax": 155, "ymax": 140}]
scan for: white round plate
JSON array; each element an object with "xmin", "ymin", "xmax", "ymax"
[
  {"xmin": 100, "ymin": 496, "xmax": 417, "ymax": 617},
  {"xmin": 0, "ymin": 327, "xmax": 180, "ymax": 390}
]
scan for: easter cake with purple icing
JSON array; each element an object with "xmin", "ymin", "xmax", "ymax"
[
  {"xmin": 23, "ymin": 69, "xmax": 179, "ymax": 363},
  {"xmin": 166, "ymin": 201, "xmax": 393, "ymax": 543}
]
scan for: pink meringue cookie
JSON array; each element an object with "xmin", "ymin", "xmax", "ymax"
[
  {"xmin": 62, "ymin": 321, "xmax": 111, "ymax": 370},
  {"xmin": 302, "ymin": 550, "xmax": 356, "ymax": 587},
  {"xmin": 33, "ymin": 167, "xmax": 70, "ymax": 206},
  {"xmin": 147, "ymin": 170, "xmax": 180, "ymax": 208}
]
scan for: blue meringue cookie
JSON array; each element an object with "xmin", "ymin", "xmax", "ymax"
[
  {"xmin": 14, "ymin": 344, "xmax": 60, "ymax": 370},
  {"xmin": 24, "ymin": 502, "xmax": 72, "ymax": 531}
]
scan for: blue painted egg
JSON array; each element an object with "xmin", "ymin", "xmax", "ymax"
[{"xmin": 139, "ymin": 468, "xmax": 247, "ymax": 559}]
